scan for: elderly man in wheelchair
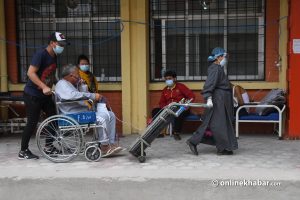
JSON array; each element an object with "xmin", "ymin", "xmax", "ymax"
[{"xmin": 36, "ymin": 64, "xmax": 122, "ymax": 162}]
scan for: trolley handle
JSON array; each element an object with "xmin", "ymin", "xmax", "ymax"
[{"xmin": 169, "ymin": 102, "xmax": 210, "ymax": 108}]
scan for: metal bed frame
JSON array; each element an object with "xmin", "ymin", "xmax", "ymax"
[
  {"xmin": 235, "ymin": 104, "xmax": 286, "ymax": 139},
  {"xmin": 0, "ymin": 94, "xmax": 26, "ymax": 134}
]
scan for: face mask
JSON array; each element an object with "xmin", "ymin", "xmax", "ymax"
[
  {"xmin": 53, "ymin": 45, "xmax": 64, "ymax": 55},
  {"xmin": 79, "ymin": 65, "xmax": 90, "ymax": 72},
  {"xmin": 165, "ymin": 79, "xmax": 174, "ymax": 87},
  {"xmin": 220, "ymin": 57, "xmax": 228, "ymax": 67}
]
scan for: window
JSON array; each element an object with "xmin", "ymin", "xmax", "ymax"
[
  {"xmin": 17, "ymin": 0, "xmax": 121, "ymax": 82},
  {"xmin": 150, "ymin": 0, "xmax": 265, "ymax": 81}
]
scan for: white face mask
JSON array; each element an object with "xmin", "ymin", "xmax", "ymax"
[
  {"xmin": 165, "ymin": 79, "xmax": 174, "ymax": 87},
  {"xmin": 220, "ymin": 57, "xmax": 228, "ymax": 68},
  {"xmin": 53, "ymin": 45, "xmax": 64, "ymax": 55}
]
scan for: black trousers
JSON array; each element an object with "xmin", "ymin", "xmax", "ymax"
[
  {"xmin": 152, "ymin": 107, "xmax": 190, "ymax": 133},
  {"xmin": 21, "ymin": 93, "xmax": 56, "ymax": 151}
]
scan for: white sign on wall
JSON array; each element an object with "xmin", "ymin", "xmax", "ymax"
[{"xmin": 293, "ymin": 39, "xmax": 300, "ymax": 54}]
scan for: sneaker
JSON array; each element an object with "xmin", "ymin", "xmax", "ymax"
[{"xmin": 18, "ymin": 149, "xmax": 39, "ymax": 160}]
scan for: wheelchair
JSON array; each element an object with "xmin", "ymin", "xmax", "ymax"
[{"xmin": 36, "ymin": 94, "xmax": 108, "ymax": 163}]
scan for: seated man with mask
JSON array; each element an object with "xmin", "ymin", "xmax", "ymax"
[
  {"xmin": 55, "ymin": 64, "xmax": 122, "ymax": 157},
  {"xmin": 151, "ymin": 70, "xmax": 195, "ymax": 140}
]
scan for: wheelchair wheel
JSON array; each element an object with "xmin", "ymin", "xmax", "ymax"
[
  {"xmin": 36, "ymin": 115, "xmax": 83, "ymax": 163},
  {"xmin": 85, "ymin": 145, "xmax": 102, "ymax": 162}
]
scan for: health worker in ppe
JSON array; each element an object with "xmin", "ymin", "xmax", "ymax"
[{"xmin": 186, "ymin": 47, "xmax": 238, "ymax": 156}]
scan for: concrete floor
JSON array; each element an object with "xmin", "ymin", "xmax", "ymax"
[{"xmin": 0, "ymin": 133, "xmax": 300, "ymax": 200}]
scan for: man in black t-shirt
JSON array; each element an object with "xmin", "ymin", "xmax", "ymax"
[{"xmin": 18, "ymin": 32, "xmax": 68, "ymax": 160}]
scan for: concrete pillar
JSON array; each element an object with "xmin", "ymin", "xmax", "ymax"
[
  {"xmin": 279, "ymin": 0, "xmax": 288, "ymax": 90},
  {"xmin": 287, "ymin": 0, "xmax": 300, "ymax": 137},
  {"xmin": 5, "ymin": 0, "xmax": 18, "ymax": 84},
  {"xmin": 121, "ymin": 0, "xmax": 149, "ymax": 135},
  {"xmin": 0, "ymin": 0, "xmax": 8, "ymax": 121},
  {"xmin": 0, "ymin": 0, "xmax": 8, "ymax": 93}
]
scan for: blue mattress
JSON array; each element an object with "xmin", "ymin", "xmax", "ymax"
[{"xmin": 239, "ymin": 112, "xmax": 279, "ymax": 121}]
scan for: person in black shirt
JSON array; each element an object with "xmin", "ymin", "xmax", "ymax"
[{"xmin": 18, "ymin": 32, "xmax": 67, "ymax": 160}]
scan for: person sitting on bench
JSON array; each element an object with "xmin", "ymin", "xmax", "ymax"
[{"xmin": 152, "ymin": 70, "xmax": 195, "ymax": 140}]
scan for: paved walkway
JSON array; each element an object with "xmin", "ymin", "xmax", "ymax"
[{"xmin": 0, "ymin": 133, "xmax": 300, "ymax": 199}]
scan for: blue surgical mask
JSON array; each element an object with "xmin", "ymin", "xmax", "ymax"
[
  {"xmin": 79, "ymin": 65, "xmax": 90, "ymax": 72},
  {"xmin": 165, "ymin": 79, "xmax": 174, "ymax": 87},
  {"xmin": 220, "ymin": 57, "xmax": 228, "ymax": 67},
  {"xmin": 53, "ymin": 45, "xmax": 64, "ymax": 55}
]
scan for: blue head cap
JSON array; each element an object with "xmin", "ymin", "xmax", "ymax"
[{"xmin": 207, "ymin": 47, "xmax": 226, "ymax": 61}]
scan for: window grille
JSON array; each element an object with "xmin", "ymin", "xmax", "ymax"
[
  {"xmin": 150, "ymin": 0, "xmax": 265, "ymax": 81},
  {"xmin": 16, "ymin": 0, "xmax": 121, "ymax": 82}
]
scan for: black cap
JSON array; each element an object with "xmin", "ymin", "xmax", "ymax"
[{"xmin": 48, "ymin": 32, "xmax": 69, "ymax": 45}]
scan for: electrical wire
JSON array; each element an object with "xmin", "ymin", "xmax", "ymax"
[{"xmin": 0, "ymin": 16, "xmax": 287, "ymax": 49}]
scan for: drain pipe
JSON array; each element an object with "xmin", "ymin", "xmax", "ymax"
[{"xmin": 0, "ymin": 0, "xmax": 8, "ymax": 93}]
